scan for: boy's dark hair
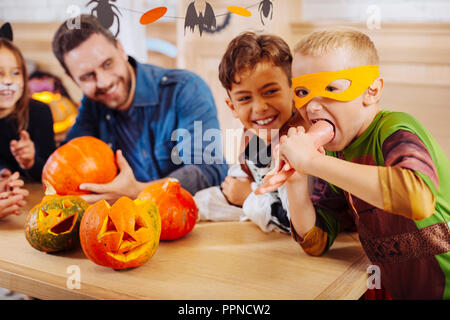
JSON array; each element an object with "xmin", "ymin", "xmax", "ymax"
[
  {"xmin": 218, "ymin": 32, "xmax": 293, "ymax": 92},
  {"xmin": 52, "ymin": 14, "xmax": 117, "ymax": 76}
]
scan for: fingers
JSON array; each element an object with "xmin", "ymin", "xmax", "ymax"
[
  {"xmin": 8, "ymin": 171, "xmax": 20, "ymax": 181},
  {"xmin": 10, "ymin": 132, "xmax": 34, "ymax": 152},
  {"xmin": 287, "ymin": 127, "xmax": 297, "ymax": 137},
  {"xmin": 286, "ymin": 126, "xmax": 305, "ymax": 137},
  {"xmin": 220, "ymin": 176, "xmax": 235, "ymax": 195},
  {"xmin": 0, "ymin": 195, "xmax": 25, "ymax": 218},
  {"xmin": 318, "ymin": 146, "xmax": 326, "ymax": 155},
  {"xmin": 80, "ymin": 192, "xmax": 119, "ymax": 205},
  {"xmin": 0, "ymin": 204, "xmax": 20, "ymax": 219},
  {"xmin": 10, "ymin": 134, "xmax": 35, "ymax": 170},
  {"xmin": 297, "ymin": 126, "xmax": 306, "ymax": 134},
  {"xmin": 79, "ymin": 182, "xmax": 109, "ymax": 194},
  {"xmin": 116, "ymin": 150, "xmax": 130, "ymax": 172},
  {"xmin": 0, "ymin": 168, "xmax": 11, "ymax": 178},
  {"xmin": 254, "ymin": 169, "xmax": 295, "ymax": 195},
  {"xmin": 19, "ymin": 130, "xmax": 31, "ymax": 141},
  {"xmin": 11, "ymin": 187, "xmax": 29, "ymax": 198},
  {"xmin": 79, "ymin": 193, "xmax": 108, "ymax": 205},
  {"xmin": 7, "ymin": 178, "xmax": 24, "ymax": 190}
]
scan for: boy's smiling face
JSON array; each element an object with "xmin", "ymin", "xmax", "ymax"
[
  {"xmin": 226, "ymin": 61, "xmax": 293, "ymax": 143},
  {"xmin": 292, "ymin": 48, "xmax": 380, "ymax": 151}
]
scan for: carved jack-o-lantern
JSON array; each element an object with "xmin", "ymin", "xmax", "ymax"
[
  {"xmin": 25, "ymin": 184, "xmax": 89, "ymax": 253},
  {"xmin": 79, "ymin": 197, "xmax": 161, "ymax": 270}
]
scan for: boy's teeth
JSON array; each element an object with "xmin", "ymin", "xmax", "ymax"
[{"xmin": 255, "ymin": 117, "xmax": 274, "ymax": 125}]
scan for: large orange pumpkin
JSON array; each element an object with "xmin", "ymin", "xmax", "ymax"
[
  {"xmin": 42, "ymin": 136, "xmax": 118, "ymax": 195},
  {"xmin": 79, "ymin": 197, "xmax": 161, "ymax": 270},
  {"xmin": 138, "ymin": 178, "xmax": 198, "ymax": 240}
]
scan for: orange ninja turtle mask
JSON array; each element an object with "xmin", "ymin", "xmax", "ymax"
[{"xmin": 292, "ymin": 65, "xmax": 380, "ymax": 109}]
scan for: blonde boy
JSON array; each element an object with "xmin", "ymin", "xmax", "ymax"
[{"xmin": 279, "ymin": 29, "xmax": 450, "ymax": 299}]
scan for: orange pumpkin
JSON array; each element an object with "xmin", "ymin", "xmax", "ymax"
[
  {"xmin": 42, "ymin": 136, "xmax": 118, "ymax": 195},
  {"xmin": 79, "ymin": 197, "xmax": 161, "ymax": 270},
  {"xmin": 138, "ymin": 178, "xmax": 198, "ymax": 240}
]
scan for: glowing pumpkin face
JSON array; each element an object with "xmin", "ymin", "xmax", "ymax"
[
  {"xmin": 79, "ymin": 197, "xmax": 161, "ymax": 270},
  {"xmin": 25, "ymin": 195, "xmax": 89, "ymax": 253}
]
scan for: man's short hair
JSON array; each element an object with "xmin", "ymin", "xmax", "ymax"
[
  {"xmin": 52, "ymin": 14, "xmax": 117, "ymax": 75},
  {"xmin": 218, "ymin": 32, "xmax": 293, "ymax": 92},
  {"xmin": 294, "ymin": 28, "xmax": 379, "ymax": 65}
]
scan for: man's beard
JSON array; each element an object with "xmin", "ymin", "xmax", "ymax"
[{"xmin": 95, "ymin": 73, "xmax": 132, "ymax": 110}]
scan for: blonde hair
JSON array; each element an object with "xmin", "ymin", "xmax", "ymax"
[{"xmin": 294, "ymin": 28, "xmax": 379, "ymax": 65}]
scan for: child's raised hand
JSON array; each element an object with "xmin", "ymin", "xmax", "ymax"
[
  {"xmin": 10, "ymin": 130, "xmax": 36, "ymax": 170},
  {"xmin": 221, "ymin": 176, "xmax": 252, "ymax": 207}
]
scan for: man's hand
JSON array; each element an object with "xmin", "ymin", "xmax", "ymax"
[
  {"xmin": 221, "ymin": 176, "xmax": 252, "ymax": 207},
  {"xmin": 10, "ymin": 131, "xmax": 36, "ymax": 170},
  {"xmin": 79, "ymin": 150, "xmax": 143, "ymax": 204}
]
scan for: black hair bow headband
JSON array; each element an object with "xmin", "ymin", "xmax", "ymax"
[{"xmin": 0, "ymin": 23, "xmax": 13, "ymax": 41}]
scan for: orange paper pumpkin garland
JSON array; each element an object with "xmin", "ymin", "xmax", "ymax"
[
  {"xmin": 138, "ymin": 178, "xmax": 198, "ymax": 240},
  {"xmin": 79, "ymin": 197, "xmax": 161, "ymax": 269}
]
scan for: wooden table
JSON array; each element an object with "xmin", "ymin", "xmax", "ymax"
[{"xmin": 0, "ymin": 183, "xmax": 370, "ymax": 300}]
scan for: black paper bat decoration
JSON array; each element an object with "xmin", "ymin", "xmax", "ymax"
[
  {"xmin": 184, "ymin": 1, "xmax": 216, "ymax": 36},
  {"xmin": 0, "ymin": 22, "xmax": 13, "ymax": 41}
]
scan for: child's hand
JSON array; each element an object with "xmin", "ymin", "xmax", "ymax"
[
  {"xmin": 0, "ymin": 171, "xmax": 22, "ymax": 192},
  {"xmin": 0, "ymin": 168, "xmax": 11, "ymax": 179},
  {"xmin": 285, "ymin": 171, "xmax": 308, "ymax": 185},
  {"xmin": 221, "ymin": 176, "xmax": 252, "ymax": 207},
  {"xmin": 0, "ymin": 189, "xmax": 28, "ymax": 218},
  {"xmin": 10, "ymin": 131, "xmax": 35, "ymax": 170},
  {"xmin": 279, "ymin": 126, "xmax": 323, "ymax": 174}
]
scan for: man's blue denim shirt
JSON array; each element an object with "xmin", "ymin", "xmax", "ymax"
[{"xmin": 65, "ymin": 57, "xmax": 228, "ymax": 192}]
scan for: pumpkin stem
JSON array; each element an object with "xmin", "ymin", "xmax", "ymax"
[
  {"xmin": 162, "ymin": 178, "xmax": 181, "ymax": 193},
  {"xmin": 43, "ymin": 179, "xmax": 57, "ymax": 196}
]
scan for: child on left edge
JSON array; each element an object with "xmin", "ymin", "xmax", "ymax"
[{"xmin": 0, "ymin": 36, "xmax": 56, "ymax": 182}]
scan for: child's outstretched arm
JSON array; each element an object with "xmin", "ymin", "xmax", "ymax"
[
  {"xmin": 280, "ymin": 126, "xmax": 384, "ymax": 210},
  {"xmin": 280, "ymin": 126, "xmax": 436, "ymax": 221}
]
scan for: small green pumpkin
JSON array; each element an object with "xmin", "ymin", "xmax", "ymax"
[{"xmin": 25, "ymin": 181, "xmax": 89, "ymax": 253}]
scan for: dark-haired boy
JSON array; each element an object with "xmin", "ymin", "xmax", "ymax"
[{"xmin": 215, "ymin": 32, "xmax": 307, "ymax": 233}]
